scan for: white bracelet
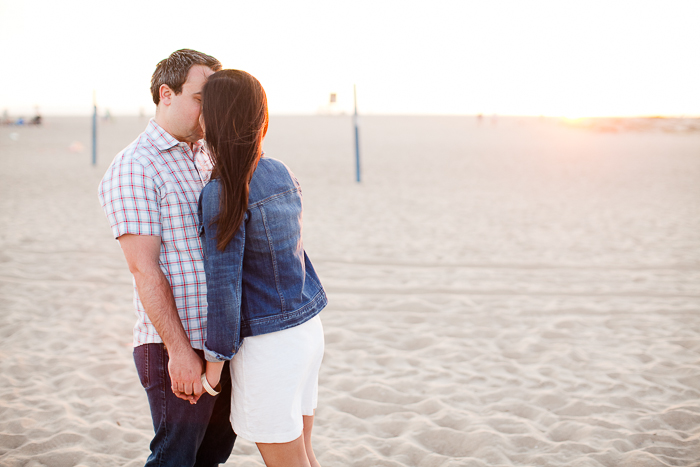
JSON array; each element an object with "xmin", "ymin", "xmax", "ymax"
[{"xmin": 201, "ymin": 373, "xmax": 221, "ymax": 396}]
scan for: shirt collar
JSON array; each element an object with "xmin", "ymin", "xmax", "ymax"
[
  {"xmin": 145, "ymin": 119, "xmax": 179, "ymax": 151},
  {"xmin": 146, "ymin": 118, "xmax": 204, "ymax": 155}
]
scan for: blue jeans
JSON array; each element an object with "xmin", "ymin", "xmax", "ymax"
[{"xmin": 134, "ymin": 344, "xmax": 236, "ymax": 467}]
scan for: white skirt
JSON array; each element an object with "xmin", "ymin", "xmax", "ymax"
[{"xmin": 229, "ymin": 314, "xmax": 324, "ymax": 444}]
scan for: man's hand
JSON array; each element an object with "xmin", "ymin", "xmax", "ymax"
[
  {"xmin": 168, "ymin": 347, "xmax": 204, "ymax": 403},
  {"xmin": 168, "ymin": 346, "xmax": 205, "ymax": 403},
  {"xmin": 191, "ymin": 383, "xmax": 207, "ymax": 404}
]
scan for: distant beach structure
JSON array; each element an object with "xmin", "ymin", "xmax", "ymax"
[
  {"xmin": 92, "ymin": 91, "xmax": 97, "ymax": 165},
  {"xmin": 317, "ymin": 92, "xmax": 344, "ymax": 115},
  {"xmin": 2, "ymin": 107, "xmax": 42, "ymax": 126},
  {"xmin": 29, "ymin": 106, "xmax": 42, "ymax": 126}
]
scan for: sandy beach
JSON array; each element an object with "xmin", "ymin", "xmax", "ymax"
[{"xmin": 1, "ymin": 115, "xmax": 699, "ymax": 466}]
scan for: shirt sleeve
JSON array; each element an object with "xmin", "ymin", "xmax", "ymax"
[
  {"xmin": 98, "ymin": 156, "xmax": 161, "ymax": 239},
  {"xmin": 200, "ymin": 186, "xmax": 246, "ymax": 362}
]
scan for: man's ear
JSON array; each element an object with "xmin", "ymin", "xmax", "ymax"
[{"xmin": 159, "ymin": 84, "xmax": 173, "ymax": 106}]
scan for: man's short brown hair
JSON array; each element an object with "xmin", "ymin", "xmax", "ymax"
[{"xmin": 150, "ymin": 49, "xmax": 222, "ymax": 105}]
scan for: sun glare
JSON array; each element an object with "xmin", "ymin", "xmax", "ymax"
[{"xmin": 562, "ymin": 114, "xmax": 586, "ymax": 121}]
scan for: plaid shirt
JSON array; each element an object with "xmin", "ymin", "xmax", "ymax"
[{"xmin": 98, "ymin": 119, "xmax": 213, "ymax": 349}]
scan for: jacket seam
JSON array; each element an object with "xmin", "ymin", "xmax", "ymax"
[
  {"xmin": 258, "ymin": 205, "xmax": 286, "ymax": 311},
  {"xmin": 242, "ymin": 288, "xmax": 326, "ymax": 327},
  {"xmin": 248, "ymin": 186, "xmax": 298, "ymax": 209},
  {"xmin": 233, "ymin": 222, "xmax": 246, "ymax": 351}
]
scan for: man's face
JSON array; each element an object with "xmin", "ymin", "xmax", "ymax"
[{"xmin": 167, "ymin": 65, "xmax": 215, "ymax": 142}]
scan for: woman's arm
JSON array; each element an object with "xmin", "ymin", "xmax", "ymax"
[
  {"xmin": 192, "ymin": 361, "xmax": 224, "ymax": 403},
  {"xmin": 200, "ymin": 186, "xmax": 247, "ymax": 363},
  {"xmin": 205, "ymin": 361, "xmax": 225, "ymax": 388}
]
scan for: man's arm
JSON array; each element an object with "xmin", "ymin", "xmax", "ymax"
[{"xmin": 118, "ymin": 233, "xmax": 203, "ymax": 401}]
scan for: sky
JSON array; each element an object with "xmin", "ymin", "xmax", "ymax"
[{"xmin": 1, "ymin": 0, "xmax": 699, "ymax": 117}]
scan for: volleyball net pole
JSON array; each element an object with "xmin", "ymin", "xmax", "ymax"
[
  {"xmin": 92, "ymin": 90, "xmax": 97, "ymax": 166},
  {"xmin": 353, "ymin": 84, "xmax": 361, "ymax": 183}
]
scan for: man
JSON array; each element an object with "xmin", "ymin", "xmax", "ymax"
[{"xmin": 98, "ymin": 49, "xmax": 235, "ymax": 466}]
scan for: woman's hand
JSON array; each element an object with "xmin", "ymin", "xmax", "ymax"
[{"xmin": 189, "ymin": 361, "xmax": 225, "ymax": 404}]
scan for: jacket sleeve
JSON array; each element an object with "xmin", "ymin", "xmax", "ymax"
[{"xmin": 200, "ymin": 188, "xmax": 247, "ymax": 362}]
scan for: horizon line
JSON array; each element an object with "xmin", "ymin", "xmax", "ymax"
[{"xmin": 4, "ymin": 112, "xmax": 700, "ymax": 119}]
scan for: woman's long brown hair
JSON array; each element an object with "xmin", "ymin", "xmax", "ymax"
[{"xmin": 201, "ymin": 70, "xmax": 269, "ymax": 251}]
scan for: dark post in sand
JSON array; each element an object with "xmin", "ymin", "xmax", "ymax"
[
  {"xmin": 354, "ymin": 84, "xmax": 361, "ymax": 183},
  {"xmin": 92, "ymin": 90, "xmax": 97, "ymax": 166}
]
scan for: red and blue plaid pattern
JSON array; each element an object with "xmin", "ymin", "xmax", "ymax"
[{"xmin": 98, "ymin": 119, "xmax": 213, "ymax": 349}]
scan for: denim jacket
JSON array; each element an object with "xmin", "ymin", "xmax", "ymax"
[{"xmin": 199, "ymin": 157, "xmax": 327, "ymax": 363}]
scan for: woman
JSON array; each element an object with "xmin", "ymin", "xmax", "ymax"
[{"xmin": 196, "ymin": 70, "xmax": 327, "ymax": 467}]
